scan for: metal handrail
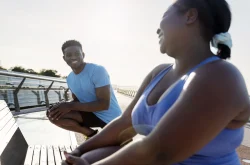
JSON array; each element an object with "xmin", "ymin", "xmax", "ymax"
[
  {"xmin": 0, "ymin": 70, "xmax": 66, "ymax": 83},
  {"xmin": 0, "ymin": 70, "xmax": 69, "ymax": 112}
]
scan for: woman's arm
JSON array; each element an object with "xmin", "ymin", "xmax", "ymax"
[{"xmin": 92, "ymin": 62, "xmax": 250, "ymax": 165}]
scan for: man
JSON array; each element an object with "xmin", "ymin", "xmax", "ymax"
[{"xmin": 47, "ymin": 40, "xmax": 122, "ymax": 138}]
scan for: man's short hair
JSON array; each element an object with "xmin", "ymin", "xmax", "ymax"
[{"xmin": 61, "ymin": 40, "xmax": 82, "ymax": 53}]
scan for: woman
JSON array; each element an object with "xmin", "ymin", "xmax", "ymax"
[{"xmin": 63, "ymin": 0, "xmax": 250, "ymax": 164}]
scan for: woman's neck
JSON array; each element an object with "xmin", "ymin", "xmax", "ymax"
[{"xmin": 173, "ymin": 44, "xmax": 214, "ymax": 76}]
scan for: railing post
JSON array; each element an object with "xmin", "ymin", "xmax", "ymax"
[
  {"xmin": 31, "ymin": 91, "xmax": 41, "ymax": 105},
  {"xmin": 0, "ymin": 90, "xmax": 8, "ymax": 103},
  {"xmin": 55, "ymin": 91, "xmax": 62, "ymax": 101},
  {"xmin": 64, "ymin": 88, "xmax": 69, "ymax": 101},
  {"xmin": 44, "ymin": 81, "xmax": 54, "ymax": 108},
  {"xmin": 14, "ymin": 78, "xmax": 26, "ymax": 112}
]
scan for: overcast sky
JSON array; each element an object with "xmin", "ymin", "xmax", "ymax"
[{"xmin": 0, "ymin": 0, "xmax": 250, "ymax": 90}]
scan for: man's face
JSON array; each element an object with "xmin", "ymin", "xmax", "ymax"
[{"xmin": 63, "ymin": 46, "xmax": 84, "ymax": 69}]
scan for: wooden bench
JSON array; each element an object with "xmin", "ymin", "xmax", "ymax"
[{"xmin": 0, "ymin": 100, "xmax": 77, "ymax": 165}]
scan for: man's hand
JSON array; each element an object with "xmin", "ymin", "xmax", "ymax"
[
  {"xmin": 47, "ymin": 101, "xmax": 63, "ymax": 116},
  {"xmin": 46, "ymin": 104, "xmax": 54, "ymax": 118},
  {"xmin": 48, "ymin": 102, "xmax": 72, "ymax": 120},
  {"xmin": 64, "ymin": 152, "xmax": 90, "ymax": 165}
]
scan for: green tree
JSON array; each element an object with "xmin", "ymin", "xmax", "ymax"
[
  {"xmin": 10, "ymin": 66, "xmax": 27, "ymax": 73},
  {"xmin": 39, "ymin": 69, "xmax": 60, "ymax": 77},
  {"xmin": 0, "ymin": 66, "xmax": 7, "ymax": 70},
  {"xmin": 26, "ymin": 69, "xmax": 38, "ymax": 75}
]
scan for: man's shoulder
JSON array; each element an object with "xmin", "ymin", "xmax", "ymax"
[
  {"xmin": 66, "ymin": 72, "xmax": 74, "ymax": 89},
  {"xmin": 87, "ymin": 63, "xmax": 106, "ymax": 70},
  {"xmin": 87, "ymin": 63, "xmax": 108, "ymax": 75},
  {"xmin": 66, "ymin": 71, "xmax": 74, "ymax": 80}
]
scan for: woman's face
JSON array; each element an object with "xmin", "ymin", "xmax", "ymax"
[{"xmin": 157, "ymin": 1, "xmax": 188, "ymax": 56}]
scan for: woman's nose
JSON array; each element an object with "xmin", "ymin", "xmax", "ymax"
[{"xmin": 157, "ymin": 28, "xmax": 161, "ymax": 34}]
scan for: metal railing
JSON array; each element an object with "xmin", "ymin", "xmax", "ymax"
[
  {"xmin": 0, "ymin": 70, "xmax": 71, "ymax": 112},
  {"xmin": 116, "ymin": 86, "xmax": 138, "ymax": 98}
]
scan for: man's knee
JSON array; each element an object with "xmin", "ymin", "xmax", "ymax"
[
  {"xmin": 49, "ymin": 117, "xmax": 80, "ymax": 128},
  {"xmin": 48, "ymin": 117, "xmax": 63, "ymax": 126}
]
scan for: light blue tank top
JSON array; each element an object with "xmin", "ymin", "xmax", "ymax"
[{"xmin": 131, "ymin": 56, "xmax": 243, "ymax": 165}]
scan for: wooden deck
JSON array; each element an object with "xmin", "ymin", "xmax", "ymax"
[{"xmin": 24, "ymin": 145, "xmax": 77, "ymax": 165}]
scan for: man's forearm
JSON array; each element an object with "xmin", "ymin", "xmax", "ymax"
[{"xmin": 68, "ymin": 100, "xmax": 109, "ymax": 112}]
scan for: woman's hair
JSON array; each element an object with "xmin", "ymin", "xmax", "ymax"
[{"xmin": 175, "ymin": 0, "xmax": 232, "ymax": 59}]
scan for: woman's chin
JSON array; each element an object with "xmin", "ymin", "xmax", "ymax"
[{"xmin": 160, "ymin": 46, "xmax": 166, "ymax": 54}]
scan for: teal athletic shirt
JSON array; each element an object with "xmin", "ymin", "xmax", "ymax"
[{"xmin": 67, "ymin": 63, "xmax": 122, "ymax": 123}]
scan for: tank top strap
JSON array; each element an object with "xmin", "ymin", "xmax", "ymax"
[
  {"xmin": 144, "ymin": 56, "xmax": 219, "ymax": 93},
  {"xmin": 144, "ymin": 64, "xmax": 173, "ymax": 93},
  {"xmin": 186, "ymin": 56, "xmax": 220, "ymax": 75}
]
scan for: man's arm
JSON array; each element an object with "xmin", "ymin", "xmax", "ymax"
[
  {"xmin": 49, "ymin": 66, "xmax": 111, "ymax": 120},
  {"xmin": 69, "ymin": 85, "xmax": 110, "ymax": 112},
  {"xmin": 68, "ymin": 65, "xmax": 111, "ymax": 112}
]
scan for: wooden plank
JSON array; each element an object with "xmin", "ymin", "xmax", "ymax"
[
  {"xmin": 0, "ymin": 122, "xmax": 18, "ymax": 155},
  {"xmin": 0, "ymin": 100, "xmax": 7, "ymax": 111},
  {"xmin": 53, "ymin": 146, "xmax": 62, "ymax": 165},
  {"xmin": 32, "ymin": 145, "xmax": 41, "ymax": 165},
  {"xmin": 70, "ymin": 145, "xmax": 77, "ymax": 151},
  {"xmin": 40, "ymin": 145, "xmax": 47, "ymax": 165},
  {"xmin": 65, "ymin": 145, "xmax": 72, "ymax": 153},
  {"xmin": 0, "ymin": 117, "xmax": 15, "ymax": 140},
  {"xmin": 24, "ymin": 145, "xmax": 35, "ymax": 165},
  {"xmin": 59, "ymin": 145, "xmax": 66, "ymax": 160},
  {"xmin": 69, "ymin": 131, "xmax": 78, "ymax": 146},
  {"xmin": 0, "ymin": 108, "xmax": 11, "ymax": 121},
  {"xmin": 0, "ymin": 111, "xmax": 13, "ymax": 131},
  {"xmin": 0, "ymin": 107, "xmax": 9, "ymax": 120},
  {"xmin": 48, "ymin": 145, "xmax": 55, "ymax": 165}
]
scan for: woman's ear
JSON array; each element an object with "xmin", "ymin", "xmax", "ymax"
[{"xmin": 185, "ymin": 8, "xmax": 198, "ymax": 25}]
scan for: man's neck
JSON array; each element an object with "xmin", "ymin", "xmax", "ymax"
[{"xmin": 72, "ymin": 62, "xmax": 86, "ymax": 74}]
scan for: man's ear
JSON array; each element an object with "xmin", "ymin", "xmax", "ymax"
[
  {"xmin": 82, "ymin": 52, "xmax": 85, "ymax": 59},
  {"xmin": 63, "ymin": 55, "xmax": 66, "ymax": 61}
]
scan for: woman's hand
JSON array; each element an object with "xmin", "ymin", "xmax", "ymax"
[{"xmin": 70, "ymin": 148, "xmax": 82, "ymax": 157}]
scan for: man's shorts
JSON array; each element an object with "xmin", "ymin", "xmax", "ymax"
[{"xmin": 80, "ymin": 111, "xmax": 107, "ymax": 128}]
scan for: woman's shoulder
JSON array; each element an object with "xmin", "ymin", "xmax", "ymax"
[
  {"xmin": 151, "ymin": 63, "xmax": 173, "ymax": 79},
  {"xmin": 194, "ymin": 59, "xmax": 249, "ymax": 112},
  {"xmin": 197, "ymin": 59, "xmax": 243, "ymax": 80}
]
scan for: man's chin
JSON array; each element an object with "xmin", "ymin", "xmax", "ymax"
[{"xmin": 70, "ymin": 64, "xmax": 80, "ymax": 69}]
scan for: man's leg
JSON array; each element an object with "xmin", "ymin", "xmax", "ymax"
[{"xmin": 48, "ymin": 111, "xmax": 95, "ymax": 136}]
